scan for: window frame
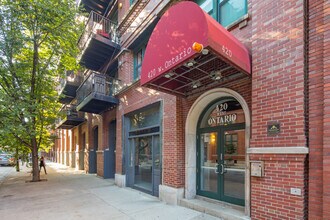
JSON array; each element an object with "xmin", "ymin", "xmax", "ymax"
[
  {"xmin": 225, "ymin": 133, "xmax": 238, "ymax": 154},
  {"xmin": 133, "ymin": 43, "xmax": 146, "ymax": 81},
  {"xmin": 195, "ymin": 0, "xmax": 248, "ymax": 29},
  {"xmin": 218, "ymin": 0, "xmax": 248, "ymax": 28}
]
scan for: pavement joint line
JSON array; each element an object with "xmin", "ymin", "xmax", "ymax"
[{"xmin": 1, "ymin": 162, "xmax": 222, "ymax": 220}]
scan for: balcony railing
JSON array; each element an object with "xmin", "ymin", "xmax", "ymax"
[
  {"xmin": 59, "ymin": 71, "xmax": 83, "ymax": 92},
  {"xmin": 58, "ymin": 71, "xmax": 83, "ymax": 104},
  {"xmin": 60, "ymin": 104, "xmax": 79, "ymax": 118},
  {"xmin": 76, "ymin": 72, "xmax": 120, "ymax": 113},
  {"xmin": 78, "ymin": 11, "xmax": 119, "ymax": 51},
  {"xmin": 56, "ymin": 104, "xmax": 85, "ymax": 129}
]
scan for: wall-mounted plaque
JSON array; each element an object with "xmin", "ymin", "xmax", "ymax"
[{"xmin": 267, "ymin": 122, "xmax": 280, "ymax": 136}]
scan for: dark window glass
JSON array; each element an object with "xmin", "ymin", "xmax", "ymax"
[
  {"xmin": 129, "ymin": 105, "xmax": 160, "ymax": 130},
  {"xmin": 134, "ymin": 46, "xmax": 145, "ymax": 80}
]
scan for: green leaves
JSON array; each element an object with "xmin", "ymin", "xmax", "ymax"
[{"xmin": 0, "ymin": 0, "xmax": 83, "ymax": 153}]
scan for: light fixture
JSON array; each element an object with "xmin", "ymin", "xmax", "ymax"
[
  {"xmin": 201, "ymin": 48, "xmax": 209, "ymax": 55},
  {"xmin": 118, "ymin": 2, "xmax": 123, "ymax": 9},
  {"xmin": 184, "ymin": 59, "xmax": 196, "ymax": 67},
  {"xmin": 210, "ymin": 70, "xmax": 222, "ymax": 81},
  {"xmin": 191, "ymin": 81, "xmax": 201, "ymax": 89},
  {"xmin": 192, "ymin": 42, "xmax": 203, "ymax": 53},
  {"xmin": 192, "ymin": 42, "xmax": 209, "ymax": 55},
  {"xmin": 164, "ymin": 72, "xmax": 175, "ymax": 78}
]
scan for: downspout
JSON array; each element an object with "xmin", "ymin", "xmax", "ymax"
[{"xmin": 303, "ymin": 0, "xmax": 309, "ymax": 219}]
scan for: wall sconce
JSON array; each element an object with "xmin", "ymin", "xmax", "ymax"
[{"xmin": 118, "ymin": 3, "xmax": 123, "ymax": 9}]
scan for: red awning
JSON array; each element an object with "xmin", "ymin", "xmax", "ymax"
[{"xmin": 141, "ymin": 1, "xmax": 251, "ymax": 96}]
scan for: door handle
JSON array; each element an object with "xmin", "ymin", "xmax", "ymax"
[
  {"xmin": 215, "ymin": 163, "xmax": 219, "ymax": 174},
  {"xmin": 220, "ymin": 164, "xmax": 224, "ymax": 175}
]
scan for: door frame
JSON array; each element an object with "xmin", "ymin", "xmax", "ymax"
[
  {"xmin": 197, "ymin": 119, "xmax": 245, "ymax": 205},
  {"xmin": 128, "ymin": 133, "xmax": 161, "ymax": 196},
  {"xmin": 185, "ymin": 88, "xmax": 251, "ymax": 216},
  {"xmin": 108, "ymin": 120, "xmax": 116, "ymax": 178}
]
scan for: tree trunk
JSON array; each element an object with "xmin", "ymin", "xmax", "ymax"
[
  {"xmin": 15, "ymin": 147, "xmax": 20, "ymax": 172},
  {"xmin": 31, "ymin": 37, "xmax": 40, "ymax": 182},
  {"xmin": 31, "ymin": 138, "xmax": 40, "ymax": 181}
]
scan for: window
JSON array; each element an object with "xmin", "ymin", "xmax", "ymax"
[
  {"xmin": 196, "ymin": 0, "xmax": 215, "ymax": 18},
  {"xmin": 195, "ymin": 0, "xmax": 247, "ymax": 28},
  {"xmin": 225, "ymin": 133, "xmax": 238, "ymax": 154},
  {"xmin": 130, "ymin": 0, "xmax": 137, "ymax": 5},
  {"xmin": 219, "ymin": 0, "xmax": 247, "ymax": 27},
  {"xmin": 134, "ymin": 45, "xmax": 145, "ymax": 80}
]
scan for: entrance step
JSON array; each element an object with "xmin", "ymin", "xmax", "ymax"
[{"xmin": 179, "ymin": 196, "xmax": 249, "ymax": 220}]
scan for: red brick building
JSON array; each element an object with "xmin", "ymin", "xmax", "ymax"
[{"xmin": 52, "ymin": 0, "xmax": 329, "ymax": 219}]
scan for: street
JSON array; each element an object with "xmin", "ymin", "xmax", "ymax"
[{"xmin": 0, "ymin": 163, "xmax": 219, "ymax": 220}]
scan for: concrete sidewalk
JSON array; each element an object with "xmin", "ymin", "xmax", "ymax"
[{"xmin": 0, "ymin": 162, "xmax": 219, "ymax": 220}]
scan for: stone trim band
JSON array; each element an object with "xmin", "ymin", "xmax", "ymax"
[{"xmin": 247, "ymin": 147, "xmax": 309, "ymax": 154}]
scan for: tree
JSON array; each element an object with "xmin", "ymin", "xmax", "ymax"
[{"xmin": 0, "ymin": 0, "xmax": 82, "ymax": 181}]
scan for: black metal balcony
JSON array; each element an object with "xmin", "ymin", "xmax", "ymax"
[
  {"xmin": 78, "ymin": 11, "xmax": 120, "ymax": 72},
  {"xmin": 78, "ymin": 0, "xmax": 114, "ymax": 15},
  {"xmin": 76, "ymin": 72, "xmax": 119, "ymax": 114},
  {"xmin": 56, "ymin": 104, "xmax": 85, "ymax": 129},
  {"xmin": 58, "ymin": 71, "xmax": 83, "ymax": 104}
]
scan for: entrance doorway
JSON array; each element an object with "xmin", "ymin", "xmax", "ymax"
[
  {"xmin": 128, "ymin": 135, "xmax": 161, "ymax": 196},
  {"xmin": 197, "ymin": 97, "xmax": 246, "ymax": 206},
  {"xmin": 89, "ymin": 127, "xmax": 98, "ymax": 173},
  {"xmin": 105, "ymin": 120, "xmax": 116, "ymax": 178},
  {"xmin": 125, "ymin": 102, "xmax": 162, "ymax": 197}
]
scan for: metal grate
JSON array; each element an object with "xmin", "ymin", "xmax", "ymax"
[{"xmin": 147, "ymin": 48, "xmax": 248, "ymax": 97}]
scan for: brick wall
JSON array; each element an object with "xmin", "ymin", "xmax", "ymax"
[
  {"xmin": 322, "ymin": 0, "xmax": 330, "ymax": 216},
  {"xmin": 101, "ymin": 109, "xmax": 116, "ymax": 149},
  {"xmin": 250, "ymin": 154, "xmax": 306, "ymax": 220},
  {"xmin": 115, "ymin": 46, "xmax": 186, "ymax": 187},
  {"xmin": 308, "ymin": 0, "xmax": 329, "ymax": 219},
  {"xmin": 250, "ymin": 0, "xmax": 306, "ymax": 219},
  {"xmin": 251, "ymin": 0, "xmax": 305, "ymax": 147}
]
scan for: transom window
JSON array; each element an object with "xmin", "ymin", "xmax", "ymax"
[{"xmin": 199, "ymin": 97, "xmax": 245, "ymax": 129}]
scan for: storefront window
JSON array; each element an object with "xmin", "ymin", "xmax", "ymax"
[{"xmin": 126, "ymin": 102, "xmax": 162, "ymax": 196}]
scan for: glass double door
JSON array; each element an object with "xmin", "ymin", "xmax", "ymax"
[
  {"xmin": 197, "ymin": 124, "xmax": 245, "ymax": 206},
  {"xmin": 127, "ymin": 135, "xmax": 161, "ymax": 196}
]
